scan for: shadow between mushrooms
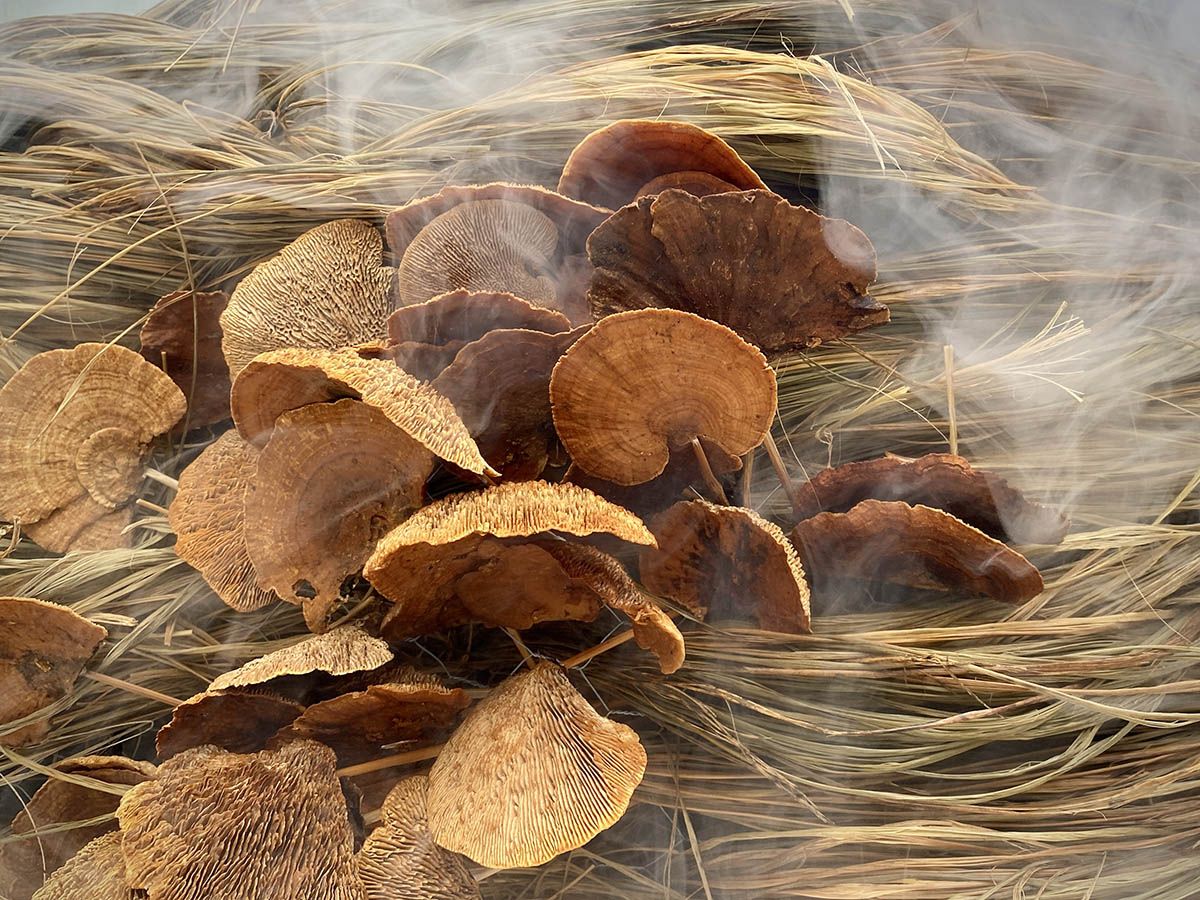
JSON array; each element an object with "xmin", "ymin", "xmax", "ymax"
[
  {"xmin": 139, "ymin": 288, "xmax": 232, "ymax": 429},
  {"xmin": 29, "ymin": 831, "xmax": 130, "ymax": 900}
]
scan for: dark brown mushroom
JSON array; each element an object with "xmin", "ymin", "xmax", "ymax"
[
  {"xmin": 155, "ymin": 689, "xmax": 304, "ymax": 760},
  {"xmin": 139, "ymin": 289, "xmax": 232, "ymax": 428}
]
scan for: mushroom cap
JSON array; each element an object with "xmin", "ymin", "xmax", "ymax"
[
  {"xmin": 139, "ymin": 289, "xmax": 232, "ymax": 428},
  {"xmin": 168, "ymin": 430, "xmax": 278, "ymax": 613},
  {"xmin": 558, "ymin": 120, "xmax": 767, "ymax": 209},
  {"xmin": 640, "ymin": 500, "xmax": 812, "ymax": 634},
  {"xmin": 220, "ymin": 219, "xmax": 394, "ymax": 377},
  {"xmin": 791, "ymin": 453, "xmax": 1070, "ymax": 545},
  {"xmin": 0, "ymin": 597, "xmax": 107, "ymax": 747},
  {"xmin": 230, "ymin": 346, "xmax": 495, "ymax": 477},
  {"xmin": 427, "ymin": 661, "xmax": 646, "ymax": 868},
  {"xmin": 587, "ymin": 189, "xmax": 888, "ymax": 353},
  {"xmin": 118, "ymin": 741, "xmax": 363, "ymax": 900},
  {"xmin": 24, "ymin": 497, "xmax": 134, "ymax": 555},
  {"xmin": 358, "ymin": 775, "xmax": 481, "ymax": 900},
  {"xmin": 388, "ymin": 289, "xmax": 570, "ymax": 347},
  {"xmin": 0, "ymin": 344, "xmax": 186, "ymax": 551},
  {"xmin": 550, "ymin": 309, "xmax": 776, "ymax": 485},
  {"xmin": 635, "ymin": 170, "xmax": 740, "ymax": 198},
  {"xmin": 791, "ymin": 499, "xmax": 1044, "ymax": 604},
  {"xmin": 243, "ymin": 399, "xmax": 434, "ymax": 631},
  {"xmin": 29, "ymin": 831, "xmax": 130, "ymax": 900},
  {"xmin": 208, "ymin": 626, "xmax": 392, "ymax": 692},
  {"xmin": 155, "ymin": 689, "xmax": 304, "ymax": 760}
]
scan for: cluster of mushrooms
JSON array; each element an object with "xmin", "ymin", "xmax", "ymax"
[{"xmin": 0, "ymin": 120, "xmax": 1068, "ymax": 898}]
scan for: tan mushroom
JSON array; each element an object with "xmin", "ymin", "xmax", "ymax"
[
  {"xmin": 220, "ymin": 219, "xmax": 394, "ymax": 377},
  {"xmin": 155, "ymin": 689, "xmax": 304, "ymax": 760},
  {"xmin": 139, "ymin": 289, "xmax": 232, "ymax": 428},
  {"xmin": 0, "ymin": 597, "xmax": 107, "ymax": 747},
  {"xmin": 558, "ymin": 120, "xmax": 766, "ymax": 209},
  {"xmin": 550, "ymin": 309, "xmax": 776, "ymax": 485},
  {"xmin": 640, "ymin": 500, "xmax": 811, "ymax": 633},
  {"xmin": 587, "ymin": 189, "xmax": 889, "ymax": 353},
  {"xmin": 24, "ymin": 499, "xmax": 134, "ymax": 557},
  {"xmin": 427, "ymin": 661, "xmax": 646, "ymax": 868},
  {"xmin": 0, "ymin": 344, "xmax": 186, "ymax": 552},
  {"xmin": 208, "ymin": 625, "xmax": 392, "ymax": 692},
  {"xmin": 30, "ymin": 831, "xmax": 130, "ymax": 900}
]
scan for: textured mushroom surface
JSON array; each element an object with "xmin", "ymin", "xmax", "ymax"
[
  {"xmin": 427, "ymin": 662, "xmax": 646, "ymax": 868},
  {"xmin": 208, "ymin": 626, "xmax": 392, "ymax": 692},
  {"xmin": 558, "ymin": 120, "xmax": 766, "ymax": 209},
  {"xmin": 118, "ymin": 741, "xmax": 364, "ymax": 900},
  {"xmin": 29, "ymin": 832, "xmax": 131, "ymax": 900},
  {"xmin": 169, "ymin": 430, "xmax": 278, "ymax": 613},
  {"xmin": 791, "ymin": 453, "xmax": 1070, "ymax": 545},
  {"xmin": 220, "ymin": 219, "xmax": 394, "ymax": 377},
  {"xmin": 588, "ymin": 189, "xmax": 888, "ymax": 353},
  {"xmin": 635, "ymin": 170, "xmax": 739, "ymax": 198},
  {"xmin": 0, "ymin": 598, "xmax": 107, "ymax": 747},
  {"xmin": 156, "ymin": 689, "xmax": 304, "ymax": 760},
  {"xmin": 792, "ymin": 500, "xmax": 1045, "ymax": 604},
  {"xmin": 24, "ymin": 498, "xmax": 134, "ymax": 556},
  {"xmin": 0, "ymin": 343, "xmax": 185, "ymax": 552},
  {"xmin": 550, "ymin": 309, "xmax": 776, "ymax": 485},
  {"xmin": 139, "ymin": 289, "xmax": 232, "ymax": 428},
  {"xmin": 641, "ymin": 500, "xmax": 812, "ymax": 633},
  {"xmin": 387, "ymin": 289, "xmax": 570, "ymax": 346},
  {"xmin": 243, "ymin": 399, "xmax": 433, "ymax": 630}
]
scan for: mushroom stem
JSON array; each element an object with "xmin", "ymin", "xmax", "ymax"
[
  {"xmin": 85, "ymin": 670, "xmax": 183, "ymax": 707},
  {"xmin": 944, "ymin": 344, "xmax": 959, "ymax": 456},
  {"xmin": 336, "ymin": 743, "xmax": 444, "ymax": 778},
  {"xmin": 738, "ymin": 449, "xmax": 756, "ymax": 507},
  {"xmin": 143, "ymin": 469, "xmax": 180, "ymax": 491},
  {"xmin": 690, "ymin": 438, "xmax": 730, "ymax": 505},
  {"xmin": 135, "ymin": 498, "xmax": 170, "ymax": 516},
  {"xmin": 762, "ymin": 432, "xmax": 802, "ymax": 513},
  {"xmin": 560, "ymin": 628, "xmax": 637, "ymax": 669},
  {"xmin": 503, "ymin": 628, "xmax": 535, "ymax": 667}
]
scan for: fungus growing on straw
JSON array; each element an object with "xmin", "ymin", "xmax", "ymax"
[
  {"xmin": 155, "ymin": 689, "xmax": 303, "ymax": 760},
  {"xmin": 208, "ymin": 625, "xmax": 392, "ymax": 693},
  {"xmin": 29, "ymin": 832, "xmax": 130, "ymax": 900},
  {"xmin": 139, "ymin": 289, "xmax": 232, "ymax": 428}
]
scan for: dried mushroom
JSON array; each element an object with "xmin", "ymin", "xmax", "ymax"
[
  {"xmin": 139, "ymin": 289, "xmax": 232, "ymax": 428},
  {"xmin": 220, "ymin": 219, "xmax": 393, "ymax": 377},
  {"xmin": 791, "ymin": 500, "xmax": 1044, "ymax": 604},
  {"xmin": 640, "ymin": 500, "xmax": 812, "ymax": 634},
  {"xmin": 427, "ymin": 661, "xmax": 646, "ymax": 868},
  {"xmin": 558, "ymin": 119, "xmax": 766, "ymax": 209},
  {"xmin": 588, "ymin": 189, "xmax": 888, "ymax": 353},
  {"xmin": 155, "ymin": 689, "xmax": 304, "ymax": 760},
  {"xmin": 29, "ymin": 832, "xmax": 130, "ymax": 900},
  {"xmin": 0, "ymin": 597, "xmax": 107, "ymax": 747},
  {"xmin": 208, "ymin": 626, "xmax": 392, "ymax": 693},
  {"xmin": 0, "ymin": 344, "xmax": 186, "ymax": 552},
  {"xmin": 550, "ymin": 309, "xmax": 776, "ymax": 485}
]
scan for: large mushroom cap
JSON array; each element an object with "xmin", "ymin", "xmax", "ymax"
[
  {"xmin": 558, "ymin": 119, "xmax": 767, "ymax": 209},
  {"xmin": 640, "ymin": 500, "xmax": 812, "ymax": 634},
  {"xmin": 587, "ymin": 189, "xmax": 888, "ymax": 353},
  {"xmin": 427, "ymin": 661, "xmax": 646, "ymax": 869},
  {"xmin": 0, "ymin": 344, "xmax": 186, "ymax": 552},
  {"xmin": 156, "ymin": 689, "xmax": 304, "ymax": 760},
  {"xmin": 791, "ymin": 499, "xmax": 1045, "ymax": 604},
  {"xmin": 139, "ymin": 289, "xmax": 232, "ymax": 428},
  {"xmin": 29, "ymin": 831, "xmax": 130, "ymax": 900},
  {"xmin": 208, "ymin": 625, "xmax": 392, "ymax": 693},
  {"xmin": 24, "ymin": 499, "xmax": 134, "ymax": 557},
  {"xmin": 0, "ymin": 597, "xmax": 107, "ymax": 747},
  {"xmin": 550, "ymin": 308, "xmax": 776, "ymax": 485},
  {"xmin": 220, "ymin": 218, "xmax": 394, "ymax": 377},
  {"xmin": 243, "ymin": 399, "xmax": 433, "ymax": 631}
]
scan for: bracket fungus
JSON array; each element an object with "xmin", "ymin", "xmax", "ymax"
[
  {"xmin": 220, "ymin": 218, "xmax": 394, "ymax": 377},
  {"xmin": 550, "ymin": 308, "xmax": 776, "ymax": 485},
  {"xmin": 0, "ymin": 344, "xmax": 186, "ymax": 553},
  {"xmin": 139, "ymin": 288, "xmax": 232, "ymax": 428},
  {"xmin": 29, "ymin": 831, "xmax": 130, "ymax": 900},
  {"xmin": 155, "ymin": 689, "xmax": 304, "ymax": 760},
  {"xmin": 587, "ymin": 189, "xmax": 889, "ymax": 354},
  {"xmin": 640, "ymin": 501, "xmax": 812, "ymax": 634},
  {"xmin": 558, "ymin": 119, "xmax": 767, "ymax": 209},
  {"xmin": 208, "ymin": 625, "xmax": 392, "ymax": 693}
]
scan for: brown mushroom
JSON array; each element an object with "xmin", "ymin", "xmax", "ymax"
[
  {"xmin": 243, "ymin": 399, "xmax": 433, "ymax": 631},
  {"xmin": 208, "ymin": 625, "xmax": 392, "ymax": 693},
  {"xmin": 23, "ymin": 499, "xmax": 134, "ymax": 557},
  {"xmin": 30, "ymin": 831, "xmax": 130, "ymax": 900},
  {"xmin": 558, "ymin": 120, "xmax": 767, "ymax": 209},
  {"xmin": 0, "ymin": 597, "xmax": 107, "ymax": 747},
  {"xmin": 0, "ymin": 344, "xmax": 186, "ymax": 553},
  {"xmin": 220, "ymin": 219, "xmax": 394, "ymax": 377},
  {"xmin": 139, "ymin": 289, "xmax": 232, "ymax": 428},
  {"xmin": 587, "ymin": 189, "xmax": 889, "ymax": 353},
  {"xmin": 640, "ymin": 500, "xmax": 811, "ymax": 633},
  {"xmin": 155, "ymin": 689, "xmax": 304, "ymax": 760},
  {"xmin": 550, "ymin": 309, "xmax": 776, "ymax": 485},
  {"xmin": 427, "ymin": 661, "xmax": 646, "ymax": 868},
  {"xmin": 635, "ymin": 170, "xmax": 740, "ymax": 198}
]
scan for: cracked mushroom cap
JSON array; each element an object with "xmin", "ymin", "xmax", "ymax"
[
  {"xmin": 117, "ymin": 741, "xmax": 362, "ymax": 900},
  {"xmin": 230, "ymin": 346, "xmax": 495, "ymax": 478},
  {"xmin": 427, "ymin": 661, "xmax": 645, "ymax": 868},
  {"xmin": 791, "ymin": 453, "xmax": 1070, "ymax": 545},
  {"xmin": 791, "ymin": 499, "xmax": 1044, "ymax": 604},
  {"xmin": 0, "ymin": 344, "xmax": 186, "ymax": 553},
  {"xmin": 156, "ymin": 689, "xmax": 304, "ymax": 760},
  {"xmin": 243, "ymin": 399, "xmax": 434, "ymax": 631},
  {"xmin": 550, "ymin": 309, "xmax": 776, "ymax": 485},
  {"xmin": 558, "ymin": 119, "xmax": 766, "ymax": 209},
  {"xmin": 220, "ymin": 219, "xmax": 394, "ymax": 378},
  {"xmin": 208, "ymin": 626, "xmax": 392, "ymax": 693},
  {"xmin": 0, "ymin": 598, "xmax": 107, "ymax": 747},
  {"xmin": 139, "ymin": 289, "xmax": 232, "ymax": 428},
  {"xmin": 29, "ymin": 831, "xmax": 130, "ymax": 900},
  {"xmin": 640, "ymin": 500, "xmax": 812, "ymax": 634},
  {"xmin": 588, "ymin": 189, "xmax": 888, "ymax": 353}
]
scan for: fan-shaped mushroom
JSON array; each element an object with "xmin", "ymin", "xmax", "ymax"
[
  {"xmin": 427, "ymin": 661, "xmax": 645, "ymax": 868},
  {"xmin": 23, "ymin": 499, "xmax": 134, "ymax": 557},
  {"xmin": 139, "ymin": 289, "xmax": 232, "ymax": 428},
  {"xmin": 0, "ymin": 344, "xmax": 186, "ymax": 552},
  {"xmin": 29, "ymin": 832, "xmax": 130, "ymax": 900},
  {"xmin": 558, "ymin": 119, "xmax": 766, "ymax": 209},
  {"xmin": 220, "ymin": 219, "xmax": 394, "ymax": 377},
  {"xmin": 588, "ymin": 189, "xmax": 889, "ymax": 353},
  {"xmin": 208, "ymin": 626, "xmax": 392, "ymax": 693},
  {"xmin": 550, "ymin": 309, "xmax": 776, "ymax": 485},
  {"xmin": 156, "ymin": 689, "xmax": 304, "ymax": 760}
]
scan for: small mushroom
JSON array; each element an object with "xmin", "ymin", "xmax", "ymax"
[
  {"xmin": 29, "ymin": 831, "xmax": 130, "ymax": 900},
  {"xmin": 640, "ymin": 500, "xmax": 812, "ymax": 634},
  {"xmin": 427, "ymin": 661, "xmax": 646, "ymax": 868},
  {"xmin": 208, "ymin": 625, "xmax": 392, "ymax": 693},
  {"xmin": 0, "ymin": 597, "xmax": 107, "ymax": 747},
  {"xmin": 587, "ymin": 189, "xmax": 889, "ymax": 353},
  {"xmin": 220, "ymin": 219, "xmax": 394, "ymax": 378},
  {"xmin": 155, "ymin": 689, "xmax": 304, "ymax": 760},
  {"xmin": 139, "ymin": 289, "xmax": 232, "ymax": 428},
  {"xmin": 550, "ymin": 309, "xmax": 776, "ymax": 485},
  {"xmin": 558, "ymin": 119, "xmax": 767, "ymax": 209},
  {"xmin": 0, "ymin": 344, "xmax": 186, "ymax": 552}
]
